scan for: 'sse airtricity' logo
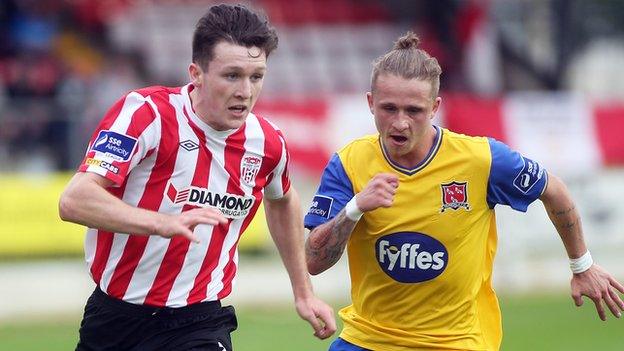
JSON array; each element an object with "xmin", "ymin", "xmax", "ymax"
[
  {"xmin": 513, "ymin": 157, "xmax": 544, "ymax": 194},
  {"xmin": 376, "ymin": 232, "xmax": 448, "ymax": 283},
  {"xmin": 440, "ymin": 181, "xmax": 470, "ymax": 212},
  {"xmin": 91, "ymin": 130, "xmax": 137, "ymax": 161},
  {"xmin": 307, "ymin": 195, "xmax": 333, "ymax": 219}
]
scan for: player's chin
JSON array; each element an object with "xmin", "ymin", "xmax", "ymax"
[{"xmin": 223, "ymin": 113, "xmax": 248, "ymax": 129}]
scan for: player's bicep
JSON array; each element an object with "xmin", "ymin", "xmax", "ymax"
[
  {"xmin": 264, "ymin": 136, "xmax": 291, "ymax": 200},
  {"xmin": 304, "ymin": 154, "xmax": 354, "ymax": 229},
  {"xmin": 486, "ymin": 138, "xmax": 548, "ymax": 212}
]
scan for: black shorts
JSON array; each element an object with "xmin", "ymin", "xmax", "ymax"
[{"xmin": 76, "ymin": 287, "xmax": 237, "ymax": 351}]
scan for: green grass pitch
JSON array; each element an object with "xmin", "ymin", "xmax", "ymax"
[{"xmin": 0, "ymin": 295, "xmax": 622, "ymax": 350}]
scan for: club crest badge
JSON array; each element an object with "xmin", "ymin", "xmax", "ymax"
[
  {"xmin": 440, "ymin": 181, "xmax": 470, "ymax": 212},
  {"xmin": 241, "ymin": 155, "xmax": 262, "ymax": 187}
]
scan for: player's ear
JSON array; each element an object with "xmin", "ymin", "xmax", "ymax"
[
  {"xmin": 189, "ymin": 63, "xmax": 203, "ymax": 87},
  {"xmin": 366, "ymin": 92, "xmax": 374, "ymax": 114},
  {"xmin": 430, "ymin": 96, "xmax": 442, "ymax": 119}
]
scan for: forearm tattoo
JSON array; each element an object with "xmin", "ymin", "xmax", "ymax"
[
  {"xmin": 548, "ymin": 205, "xmax": 580, "ymax": 233},
  {"xmin": 306, "ymin": 210, "xmax": 357, "ymax": 271}
]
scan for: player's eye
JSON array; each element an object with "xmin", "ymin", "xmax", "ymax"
[
  {"xmin": 224, "ymin": 73, "xmax": 239, "ymax": 80},
  {"xmin": 407, "ymin": 107, "xmax": 423, "ymax": 115},
  {"xmin": 251, "ymin": 74, "xmax": 264, "ymax": 82}
]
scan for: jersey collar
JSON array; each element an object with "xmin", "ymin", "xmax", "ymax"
[
  {"xmin": 380, "ymin": 125, "xmax": 443, "ymax": 175},
  {"xmin": 182, "ymin": 83, "xmax": 241, "ymax": 139}
]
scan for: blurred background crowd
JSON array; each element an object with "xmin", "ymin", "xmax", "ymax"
[
  {"xmin": 2, "ymin": 0, "xmax": 624, "ymax": 173},
  {"xmin": 1, "ymin": 1, "xmax": 624, "ymax": 349}
]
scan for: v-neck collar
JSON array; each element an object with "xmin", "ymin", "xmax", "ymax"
[{"xmin": 380, "ymin": 125, "xmax": 443, "ymax": 175}]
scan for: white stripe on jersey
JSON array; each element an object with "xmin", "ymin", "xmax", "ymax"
[
  {"xmin": 264, "ymin": 134, "xmax": 288, "ymax": 199},
  {"xmin": 204, "ymin": 114, "xmax": 266, "ymax": 302},
  {"xmin": 163, "ymin": 98, "xmax": 226, "ymax": 307},
  {"xmin": 82, "ymin": 84, "xmax": 290, "ymax": 307},
  {"xmin": 84, "ymin": 228, "xmax": 97, "ymax": 276},
  {"xmin": 99, "ymin": 148, "xmax": 159, "ymax": 292}
]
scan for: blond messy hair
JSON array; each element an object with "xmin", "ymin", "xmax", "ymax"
[{"xmin": 371, "ymin": 31, "xmax": 442, "ymax": 98}]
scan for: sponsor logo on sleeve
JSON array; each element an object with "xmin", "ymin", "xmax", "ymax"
[
  {"xmin": 440, "ymin": 181, "xmax": 470, "ymax": 212},
  {"xmin": 307, "ymin": 195, "xmax": 333, "ymax": 219},
  {"xmin": 85, "ymin": 158, "xmax": 120, "ymax": 174},
  {"xmin": 376, "ymin": 232, "xmax": 448, "ymax": 283},
  {"xmin": 91, "ymin": 130, "xmax": 137, "ymax": 161},
  {"xmin": 513, "ymin": 157, "xmax": 544, "ymax": 194}
]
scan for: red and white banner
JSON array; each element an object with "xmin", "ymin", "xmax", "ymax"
[{"xmin": 255, "ymin": 93, "xmax": 624, "ymax": 176}]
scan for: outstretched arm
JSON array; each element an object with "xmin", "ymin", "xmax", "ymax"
[
  {"xmin": 540, "ymin": 172, "xmax": 624, "ymax": 320},
  {"xmin": 306, "ymin": 173, "xmax": 399, "ymax": 275},
  {"xmin": 264, "ymin": 187, "xmax": 336, "ymax": 340},
  {"xmin": 59, "ymin": 172, "xmax": 227, "ymax": 243}
]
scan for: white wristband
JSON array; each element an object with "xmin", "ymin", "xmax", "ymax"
[
  {"xmin": 344, "ymin": 197, "xmax": 363, "ymax": 222},
  {"xmin": 569, "ymin": 251, "xmax": 593, "ymax": 274}
]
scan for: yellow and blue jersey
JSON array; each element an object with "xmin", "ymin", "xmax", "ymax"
[{"xmin": 304, "ymin": 126, "xmax": 548, "ymax": 351}]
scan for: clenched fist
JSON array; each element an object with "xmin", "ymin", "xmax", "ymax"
[{"xmin": 355, "ymin": 173, "xmax": 399, "ymax": 212}]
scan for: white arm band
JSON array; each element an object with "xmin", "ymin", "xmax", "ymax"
[
  {"xmin": 344, "ymin": 197, "xmax": 363, "ymax": 222},
  {"xmin": 569, "ymin": 250, "xmax": 593, "ymax": 274}
]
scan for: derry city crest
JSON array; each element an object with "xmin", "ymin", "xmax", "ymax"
[
  {"xmin": 440, "ymin": 181, "xmax": 470, "ymax": 212},
  {"xmin": 241, "ymin": 155, "xmax": 262, "ymax": 187}
]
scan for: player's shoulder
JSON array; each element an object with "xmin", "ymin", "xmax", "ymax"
[
  {"xmin": 334, "ymin": 134, "xmax": 379, "ymax": 167},
  {"xmin": 339, "ymin": 134, "xmax": 379, "ymax": 153},
  {"xmin": 132, "ymin": 85, "xmax": 181, "ymax": 98},
  {"xmin": 442, "ymin": 128, "xmax": 489, "ymax": 146},
  {"xmin": 441, "ymin": 128, "xmax": 494, "ymax": 167},
  {"xmin": 250, "ymin": 113, "xmax": 284, "ymax": 140}
]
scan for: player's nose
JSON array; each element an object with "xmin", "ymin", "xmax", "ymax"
[{"xmin": 234, "ymin": 79, "xmax": 252, "ymax": 100}]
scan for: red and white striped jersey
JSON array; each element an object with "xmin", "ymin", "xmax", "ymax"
[{"xmin": 78, "ymin": 83, "xmax": 291, "ymax": 307}]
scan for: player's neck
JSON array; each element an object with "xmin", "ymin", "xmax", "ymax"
[
  {"xmin": 385, "ymin": 126, "xmax": 437, "ymax": 170},
  {"xmin": 189, "ymin": 86, "xmax": 222, "ymax": 131}
]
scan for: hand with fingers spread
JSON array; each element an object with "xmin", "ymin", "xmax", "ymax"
[
  {"xmin": 295, "ymin": 295, "xmax": 337, "ymax": 340},
  {"xmin": 156, "ymin": 207, "xmax": 228, "ymax": 243},
  {"xmin": 355, "ymin": 173, "xmax": 399, "ymax": 212},
  {"xmin": 571, "ymin": 264, "xmax": 624, "ymax": 321}
]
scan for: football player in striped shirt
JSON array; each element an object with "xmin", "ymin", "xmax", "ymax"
[
  {"xmin": 304, "ymin": 32, "xmax": 623, "ymax": 351},
  {"xmin": 59, "ymin": 4, "xmax": 335, "ymax": 350}
]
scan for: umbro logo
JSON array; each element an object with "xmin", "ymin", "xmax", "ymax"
[{"xmin": 179, "ymin": 140, "xmax": 199, "ymax": 151}]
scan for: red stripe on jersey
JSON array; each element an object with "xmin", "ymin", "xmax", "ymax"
[
  {"xmin": 217, "ymin": 191, "xmax": 262, "ymax": 299},
  {"xmin": 258, "ymin": 117, "xmax": 290, "ymax": 193},
  {"xmin": 218, "ymin": 118, "xmax": 289, "ymax": 299},
  {"xmin": 143, "ymin": 107, "xmax": 215, "ymax": 306},
  {"xmin": 90, "ymin": 231, "xmax": 114, "ymax": 285},
  {"xmin": 106, "ymin": 94, "xmax": 180, "ymax": 300},
  {"xmin": 443, "ymin": 94, "xmax": 507, "ymax": 142},
  {"xmin": 187, "ymin": 125, "xmax": 247, "ymax": 304},
  {"xmin": 594, "ymin": 104, "xmax": 624, "ymax": 165},
  {"xmin": 90, "ymin": 183, "xmax": 129, "ymax": 284}
]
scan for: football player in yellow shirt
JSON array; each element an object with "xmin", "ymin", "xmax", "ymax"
[{"xmin": 304, "ymin": 32, "xmax": 624, "ymax": 351}]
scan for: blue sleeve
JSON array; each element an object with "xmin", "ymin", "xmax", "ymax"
[
  {"xmin": 487, "ymin": 138, "xmax": 548, "ymax": 212},
  {"xmin": 304, "ymin": 153, "xmax": 354, "ymax": 229}
]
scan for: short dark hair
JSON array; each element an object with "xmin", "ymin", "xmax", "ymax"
[{"xmin": 192, "ymin": 4, "xmax": 278, "ymax": 69}]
